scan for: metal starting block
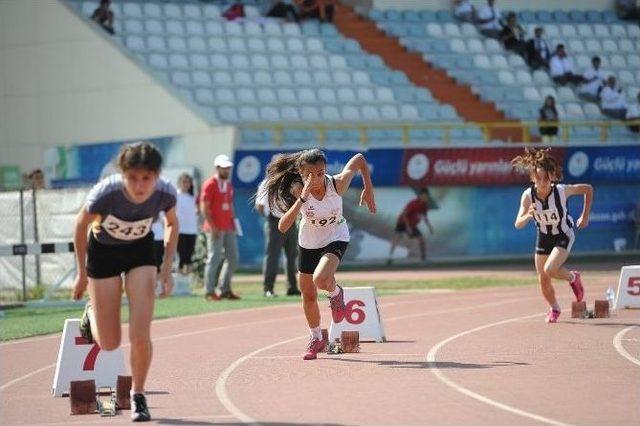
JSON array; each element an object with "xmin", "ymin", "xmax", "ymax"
[{"xmin": 69, "ymin": 375, "xmax": 132, "ymax": 416}]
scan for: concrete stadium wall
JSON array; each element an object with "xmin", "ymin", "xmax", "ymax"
[
  {"xmin": 373, "ymin": 0, "xmax": 616, "ymax": 11},
  {"xmin": 0, "ymin": 0, "xmax": 235, "ymax": 178}
]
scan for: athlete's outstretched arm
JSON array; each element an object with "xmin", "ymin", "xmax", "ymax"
[
  {"xmin": 159, "ymin": 207, "xmax": 179, "ymax": 297},
  {"xmin": 72, "ymin": 207, "xmax": 96, "ymax": 300},
  {"xmin": 565, "ymin": 184, "xmax": 593, "ymax": 228},
  {"xmin": 334, "ymin": 153, "xmax": 376, "ymax": 213},
  {"xmin": 514, "ymin": 191, "xmax": 535, "ymax": 229}
]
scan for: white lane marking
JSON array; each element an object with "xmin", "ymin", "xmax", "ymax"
[
  {"xmin": 251, "ymin": 353, "xmax": 426, "ymax": 360},
  {"xmin": 215, "ymin": 335, "xmax": 306, "ymax": 425},
  {"xmin": 426, "ymin": 313, "xmax": 574, "ymax": 426},
  {"xmin": 214, "ymin": 297, "xmax": 537, "ymax": 424},
  {"xmin": 613, "ymin": 326, "xmax": 640, "ymax": 367}
]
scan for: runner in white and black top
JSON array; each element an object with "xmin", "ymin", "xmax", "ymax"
[
  {"xmin": 262, "ymin": 149, "xmax": 376, "ymax": 360},
  {"xmin": 513, "ymin": 148, "xmax": 593, "ymax": 324},
  {"xmin": 72, "ymin": 142, "xmax": 178, "ymax": 422}
]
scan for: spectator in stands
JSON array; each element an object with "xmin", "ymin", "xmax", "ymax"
[
  {"xmin": 538, "ymin": 95, "xmax": 559, "ymax": 143},
  {"xmin": 452, "ymin": 0, "xmax": 475, "ymax": 22},
  {"xmin": 91, "ymin": 0, "xmax": 115, "ymax": 35},
  {"xmin": 549, "ymin": 44, "xmax": 585, "ymax": 86},
  {"xmin": 616, "ymin": 0, "xmax": 640, "ymax": 20},
  {"xmin": 295, "ymin": 0, "xmax": 335, "ymax": 22},
  {"xmin": 222, "ymin": 1, "xmax": 246, "ymax": 21},
  {"xmin": 200, "ymin": 154, "xmax": 241, "ymax": 300},
  {"xmin": 578, "ymin": 56, "xmax": 606, "ymax": 102},
  {"xmin": 261, "ymin": 0, "xmax": 300, "ymax": 22},
  {"xmin": 600, "ymin": 76, "xmax": 627, "ymax": 119},
  {"xmin": 475, "ymin": 0, "xmax": 503, "ymax": 38},
  {"xmin": 500, "ymin": 12, "xmax": 526, "ymax": 56},
  {"xmin": 525, "ymin": 26, "xmax": 551, "ymax": 70},
  {"xmin": 626, "ymin": 91, "xmax": 640, "ymax": 133}
]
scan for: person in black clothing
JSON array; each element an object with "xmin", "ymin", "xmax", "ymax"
[
  {"xmin": 500, "ymin": 12, "xmax": 526, "ymax": 56},
  {"xmin": 526, "ymin": 27, "xmax": 551, "ymax": 70},
  {"xmin": 91, "ymin": 0, "xmax": 115, "ymax": 35},
  {"xmin": 295, "ymin": 0, "xmax": 335, "ymax": 22},
  {"xmin": 539, "ymin": 96, "xmax": 559, "ymax": 143}
]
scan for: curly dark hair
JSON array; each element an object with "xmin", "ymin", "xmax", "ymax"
[
  {"xmin": 117, "ymin": 142, "xmax": 162, "ymax": 173},
  {"xmin": 511, "ymin": 147, "xmax": 563, "ymax": 181}
]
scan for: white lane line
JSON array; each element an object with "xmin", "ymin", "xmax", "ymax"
[
  {"xmin": 252, "ymin": 353, "xmax": 426, "ymax": 360},
  {"xmin": 214, "ymin": 296, "xmax": 537, "ymax": 424},
  {"xmin": 426, "ymin": 313, "xmax": 574, "ymax": 426},
  {"xmin": 613, "ymin": 326, "xmax": 640, "ymax": 367}
]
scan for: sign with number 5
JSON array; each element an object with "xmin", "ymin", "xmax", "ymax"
[
  {"xmin": 614, "ymin": 265, "xmax": 640, "ymax": 309},
  {"xmin": 329, "ymin": 287, "xmax": 386, "ymax": 343}
]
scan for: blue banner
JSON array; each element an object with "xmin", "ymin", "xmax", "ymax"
[
  {"xmin": 564, "ymin": 145, "xmax": 640, "ymax": 183},
  {"xmin": 232, "ymin": 148, "xmax": 404, "ymax": 189}
]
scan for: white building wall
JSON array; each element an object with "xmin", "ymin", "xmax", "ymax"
[{"xmin": 0, "ymin": 0, "xmax": 234, "ymax": 178}]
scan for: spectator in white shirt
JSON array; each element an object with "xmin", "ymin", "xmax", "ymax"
[
  {"xmin": 526, "ymin": 26, "xmax": 551, "ymax": 70},
  {"xmin": 176, "ymin": 173, "xmax": 199, "ymax": 275},
  {"xmin": 578, "ymin": 56, "xmax": 606, "ymax": 101},
  {"xmin": 626, "ymin": 91, "xmax": 640, "ymax": 133},
  {"xmin": 600, "ymin": 76, "xmax": 627, "ymax": 119},
  {"xmin": 549, "ymin": 44, "xmax": 585, "ymax": 86},
  {"xmin": 453, "ymin": 0, "xmax": 475, "ymax": 22},
  {"xmin": 475, "ymin": 0, "xmax": 502, "ymax": 38}
]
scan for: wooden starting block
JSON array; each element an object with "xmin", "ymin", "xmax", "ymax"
[
  {"xmin": 69, "ymin": 375, "xmax": 131, "ymax": 416},
  {"xmin": 571, "ymin": 301, "xmax": 587, "ymax": 318},
  {"xmin": 594, "ymin": 300, "xmax": 610, "ymax": 318},
  {"xmin": 340, "ymin": 331, "xmax": 360, "ymax": 353},
  {"xmin": 321, "ymin": 328, "xmax": 328, "ymax": 343}
]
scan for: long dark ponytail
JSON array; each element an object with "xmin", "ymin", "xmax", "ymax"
[{"xmin": 263, "ymin": 149, "xmax": 327, "ymax": 212}]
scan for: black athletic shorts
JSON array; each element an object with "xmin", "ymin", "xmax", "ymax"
[
  {"xmin": 86, "ymin": 231, "xmax": 157, "ymax": 279},
  {"xmin": 395, "ymin": 222, "xmax": 422, "ymax": 238},
  {"xmin": 299, "ymin": 241, "xmax": 349, "ymax": 274},
  {"xmin": 535, "ymin": 230, "xmax": 575, "ymax": 255}
]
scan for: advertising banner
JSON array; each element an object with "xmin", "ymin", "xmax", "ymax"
[{"xmin": 564, "ymin": 145, "xmax": 640, "ymax": 183}]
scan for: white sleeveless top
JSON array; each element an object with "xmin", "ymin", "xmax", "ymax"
[{"xmin": 298, "ymin": 175, "xmax": 350, "ymax": 249}]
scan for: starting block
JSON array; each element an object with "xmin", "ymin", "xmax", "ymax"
[
  {"xmin": 571, "ymin": 301, "xmax": 586, "ymax": 318},
  {"xmin": 594, "ymin": 300, "xmax": 610, "ymax": 318},
  {"xmin": 327, "ymin": 331, "xmax": 360, "ymax": 354},
  {"xmin": 69, "ymin": 375, "xmax": 131, "ymax": 416}
]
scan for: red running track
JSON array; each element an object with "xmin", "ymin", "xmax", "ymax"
[{"xmin": 1, "ymin": 268, "xmax": 638, "ymax": 425}]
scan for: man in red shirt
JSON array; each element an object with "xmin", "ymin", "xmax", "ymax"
[
  {"xmin": 200, "ymin": 154, "xmax": 240, "ymax": 300},
  {"xmin": 388, "ymin": 188, "xmax": 434, "ymax": 264}
]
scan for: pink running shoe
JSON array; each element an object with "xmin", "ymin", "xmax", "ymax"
[
  {"xmin": 569, "ymin": 271, "xmax": 584, "ymax": 302},
  {"xmin": 329, "ymin": 285, "xmax": 346, "ymax": 323},
  {"xmin": 303, "ymin": 337, "xmax": 326, "ymax": 360},
  {"xmin": 546, "ymin": 309, "xmax": 561, "ymax": 323}
]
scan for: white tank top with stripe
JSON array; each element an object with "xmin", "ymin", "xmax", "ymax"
[
  {"xmin": 524, "ymin": 183, "xmax": 574, "ymax": 236},
  {"xmin": 298, "ymin": 175, "xmax": 350, "ymax": 249}
]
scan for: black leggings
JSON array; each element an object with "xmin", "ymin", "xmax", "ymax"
[{"xmin": 177, "ymin": 234, "xmax": 197, "ymax": 268}]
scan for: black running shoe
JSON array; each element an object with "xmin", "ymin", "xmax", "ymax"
[
  {"xmin": 79, "ymin": 302, "xmax": 93, "ymax": 343},
  {"xmin": 131, "ymin": 393, "xmax": 151, "ymax": 422}
]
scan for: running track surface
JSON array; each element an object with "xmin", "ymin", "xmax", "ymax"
[{"xmin": 1, "ymin": 266, "xmax": 638, "ymax": 426}]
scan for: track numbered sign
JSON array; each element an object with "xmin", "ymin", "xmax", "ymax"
[
  {"xmin": 614, "ymin": 265, "xmax": 640, "ymax": 309},
  {"xmin": 329, "ymin": 286, "xmax": 386, "ymax": 343},
  {"xmin": 52, "ymin": 319, "xmax": 126, "ymax": 397}
]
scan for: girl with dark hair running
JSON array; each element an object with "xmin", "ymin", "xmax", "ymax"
[
  {"xmin": 72, "ymin": 142, "xmax": 178, "ymax": 421},
  {"xmin": 262, "ymin": 149, "xmax": 376, "ymax": 359},
  {"xmin": 513, "ymin": 148, "xmax": 593, "ymax": 323}
]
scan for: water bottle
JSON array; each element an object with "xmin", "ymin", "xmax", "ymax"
[{"xmin": 606, "ymin": 287, "xmax": 616, "ymax": 315}]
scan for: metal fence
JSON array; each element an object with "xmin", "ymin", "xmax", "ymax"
[{"xmin": 0, "ymin": 187, "xmax": 88, "ymax": 302}]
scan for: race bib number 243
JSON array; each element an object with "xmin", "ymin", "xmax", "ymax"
[{"xmin": 102, "ymin": 214, "xmax": 153, "ymax": 240}]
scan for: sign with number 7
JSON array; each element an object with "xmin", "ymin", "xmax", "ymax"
[{"xmin": 52, "ymin": 318, "xmax": 126, "ymax": 397}]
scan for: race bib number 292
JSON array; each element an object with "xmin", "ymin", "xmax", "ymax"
[{"xmin": 102, "ymin": 214, "xmax": 153, "ymax": 241}]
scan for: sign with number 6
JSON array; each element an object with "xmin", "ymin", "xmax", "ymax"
[
  {"xmin": 614, "ymin": 265, "xmax": 640, "ymax": 309},
  {"xmin": 329, "ymin": 287, "xmax": 386, "ymax": 343}
]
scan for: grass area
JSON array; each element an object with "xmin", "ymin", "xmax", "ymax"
[{"xmin": 0, "ymin": 276, "xmax": 536, "ymax": 342}]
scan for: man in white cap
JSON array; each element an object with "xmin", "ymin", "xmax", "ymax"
[{"xmin": 200, "ymin": 154, "xmax": 240, "ymax": 300}]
